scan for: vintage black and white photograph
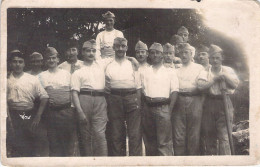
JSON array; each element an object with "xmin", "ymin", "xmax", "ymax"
[{"xmin": 1, "ymin": 0, "xmax": 260, "ymax": 166}]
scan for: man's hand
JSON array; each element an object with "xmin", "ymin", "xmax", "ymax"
[
  {"xmin": 31, "ymin": 114, "xmax": 41, "ymax": 132},
  {"xmin": 78, "ymin": 111, "xmax": 88, "ymax": 124}
]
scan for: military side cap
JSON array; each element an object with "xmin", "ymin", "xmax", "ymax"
[
  {"xmin": 9, "ymin": 50, "xmax": 25, "ymax": 60},
  {"xmin": 149, "ymin": 42, "xmax": 163, "ymax": 52},
  {"xmin": 30, "ymin": 52, "xmax": 43, "ymax": 60},
  {"xmin": 177, "ymin": 26, "xmax": 189, "ymax": 34},
  {"xmin": 83, "ymin": 39, "xmax": 96, "ymax": 49},
  {"xmin": 163, "ymin": 43, "xmax": 175, "ymax": 52},
  {"xmin": 102, "ymin": 11, "xmax": 115, "ymax": 19},
  {"xmin": 135, "ymin": 40, "xmax": 148, "ymax": 51},
  {"xmin": 114, "ymin": 37, "xmax": 128, "ymax": 44},
  {"xmin": 209, "ymin": 44, "xmax": 223, "ymax": 55},
  {"xmin": 178, "ymin": 43, "xmax": 193, "ymax": 51},
  {"xmin": 170, "ymin": 35, "xmax": 184, "ymax": 45},
  {"xmin": 44, "ymin": 47, "xmax": 58, "ymax": 57},
  {"xmin": 197, "ymin": 45, "xmax": 209, "ymax": 53}
]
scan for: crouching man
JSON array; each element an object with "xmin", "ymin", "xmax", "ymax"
[
  {"xmin": 38, "ymin": 47, "xmax": 79, "ymax": 156},
  {"xmin": 141, "ymin": 43, "xmax": 179, "ymax": 156}
]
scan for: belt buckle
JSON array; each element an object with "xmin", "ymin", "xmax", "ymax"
[{"xmin": 90, "ymin": 90, "xmax": 94, "ymax": 96}]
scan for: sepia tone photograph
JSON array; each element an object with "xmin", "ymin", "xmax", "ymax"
[{"xmin": 1, "ymin": 0, "xmax": 260, "ymax": 166}]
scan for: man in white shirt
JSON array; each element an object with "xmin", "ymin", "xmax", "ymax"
[
  {"xmin": 7, "ymin": 50, "xmax": 49, "ymax": 157},
  {"xmin": 135, "ymin": 40, "xmax": 150, "ymax": 74},
  {"xmin": 196, "ymin": 45, "xmax": 211, "ymax": 70},
  {"xmin": 141, "ymin": 43, "xmax": 179, "ymax": 156},
  {"xmin": 96, "ymin": 11, "xmax": 124, "ymax": 59},
  {"xmin": 172, "ymin": 43, "xmax": 204, "ymax": 155},
  {"xmin": 197, "ymin": 44, "xmax": 239, "ymax": 155},
  {"xmin": 105, "ymin": 37, "xmax": 142, "ymax": 156},
  {"xmin": 170, "ymin": 35, "xmax": 184, "ymax": 69},
  {"xmin": 26, "ymin": 52, "xmax": 44, "ymax": 76},
  {"xmin": 58, "ymin": 39, "xmax": 84, "ymax": 74},
  {"xmin": 39, "ymin": 47, "xmax": 79, "ymax": 156},
  {"xmin": 71, "ymin": 39, "xmax": 111, "ymax": 156}
]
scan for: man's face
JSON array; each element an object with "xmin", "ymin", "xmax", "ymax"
[
  {"xmin": 179, "ymin": 49, "xmax": 192, "ymax": 65},
  {"xmin": 136, "ymin": 50, "xmax": 148, "ymax": 63},
  {"xmin": 82, "ymin": 48, "xmax": 96, "ymax": 61},
  {"xmin": 210, "ymin": 53, "xmax": 223, "ymax": 68},
  {"xmin": 105, "ymin": 18, "xmax": 115, "ymax": 30},
  {"xmin": 46, "ymin": 54, "xmax": 59, "ymax": 68},
  {"xmin": 113, "ymin": 41, "xmax": 128, "ymax": 58},
  {"xmin": 163, "ymin": 51, "xmax": 175, "ymax": 63},
  {"xmin": 11, "ymin": 56, "xmax": 25, "ymax": 74},
  {"xmin": 149, "ymin": 49, "xmax": 163, "ymax": 65},
  {"xmin": 65, "ymin": 47, "xmax": 78, "ymax": 62},
  {"xmin": 177, "ymin": 32, "xmax": 189, "ymax": 43},
  {"xmin": 198, "ymin": 52, "xmax": 209, "ymax": 65},
  {"xmin": 30, "ymin": 57, "xmax": 43, "ymax": 69}
]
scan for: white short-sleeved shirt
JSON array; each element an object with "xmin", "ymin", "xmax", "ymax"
[
  {"xmin": 138, "ymin": 62, "xmax": 150, "ymax": 76},
  {"xmin": 38, "ymin": 69, "xmax": 71, "ymax": 106},
  {"xmin": 58, "ymin": 59, "xmax": 84, "ymax": 73},
  {"xmin": 71, "ymin": 59, "xmax": 113, "ymax": 91},
  {"xmin": 197, "ymin": 65, "xmax": 239, "ymax": 95},
  {"xmin": 96, "ymin": 29, "xmax": 124, "ymax": 57},
  {"xmin": 105, "ymin": 59, "xmax": 141, "ymax": 89},
  {"xmin": 141, "ymin": 65, "xmax": 179, "ymax": 98},
  {"xmin": 7, "ymin": 72, "xmax": 49, "ymax": 110},
  {"xmin": 176, "ymin": 62, "xmax": 204, "ymax": 92}
]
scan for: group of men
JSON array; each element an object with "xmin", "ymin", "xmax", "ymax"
[{"xmin": 7, "ymin": 11, "xmax": 240, "ymax": 157}]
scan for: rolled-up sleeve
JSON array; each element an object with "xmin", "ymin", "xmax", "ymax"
[
  {"xmin": 71, "ymin": 71, "xmax": 81, "ymax": 92},
  {"xmin": 35, "ymin": 79, "xmax": 49, "ymax": 99},
  {"xmin": 196, "ymin": 70, "xmax": 209, "ymax": 90},
  {"xmin": 170, "ymin": 71, "xmax": 179, "ymax": 93}
]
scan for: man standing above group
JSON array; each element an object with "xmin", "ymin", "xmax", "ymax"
[
  {"xmin": 141, "ymin": 43, "xmax": 179, "ymax": 156},
  {"xmin": 197, "ymin": 45, "xmax": 211, "ymax": 70},
  {"xmin": 96, "ymin": 11, "xmax": 124, "ymax": 59},
  {"xmin": 39, "ymin": 47, "xmax": 79, "ymax": 156},
  {"xmin": 135, "ymin": 40, "xmax": 150, "ymax": 74},
  {"xmin": 7, "ymin": 50, "xmax": 49, "ymax": 157},
  {"xmin": 105, "ymin": 37, "xmax": 142, "ymax": 156},
  {"xmin": 172, "ymin": 43, "xmax": 204, "ymax": 155},
  {"xmin": 197, "ymin": 44, "xmax": 239, "ymax": 155},
  {"xmin": 177, "ymin": 26, "xmax": 189, "ymax": 43},
  {"xmin": 71, "ymin": 39, "xmax": 112, "ymax": 156},
  {"xmin": 26, "ymin": 52, "xmax": 44, "ymax": 76},
  {"xmin": 59, "ymin": 39, "xmax": 84, "ymax": 74}
]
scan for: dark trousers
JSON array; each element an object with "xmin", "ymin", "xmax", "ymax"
[
  {"xmin": 47, "ymin": 106, "xmax": 79, "ymax": 156},
  {"xmin": 106, "ymin": 93, "xmax": 142, "ymax": 156},
  {"xmin": 201, "ymin": 96, "xmax": 234, "ymax": 155},
  {"xmin": 172, "ymin": 95, "xmax": 203, "ymax": 155},
  {"xmin": 8, "ymin": 109, "xmax": 49, "ymax": 157},
  {"xmin": 143, "ymin": 102, "xmax": 173, "ymax": 156},
  {"xmin": 78, "ymin": 95, "xmax": 108, "ymax": 156}
]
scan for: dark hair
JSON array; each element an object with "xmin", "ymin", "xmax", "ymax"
[
  {"xmin": 8, "ymin": 50, "xmax": 25, "ymax": 61},
  {"xmin": 65, "ymin": 39, "xmax": 79, "ymax": 50}
]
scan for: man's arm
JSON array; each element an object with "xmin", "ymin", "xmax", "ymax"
[
  {"xmin": 222, "ymin": 71, "xmax": 239, "ymax": 89},
  {"xmin": 72, "ymin": 90, "xmax": 87, "ymax": 124},
  {"xmin": 169, "ymin": 91, "xmax": 178, "ymax": 113},
  {"xmin": 127, "ymin": 56, "xmax": 139, "ymax": 71},
  {"xmin": 31, "ymin": 98, "xmax": 48, "ymax": 131}
]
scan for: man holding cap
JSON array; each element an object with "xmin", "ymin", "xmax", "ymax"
[
  {"xmin": 71, "ymin": 39, "xmax": 113, "ymax": 156},
  {"xmin": 197, "ymin": 44, "xmax": 239, "ymax": 155},
  {"xmin": 196, "ymin": 45, "xmax": 211, "ymax": 70},
  {"xmin": 172, "ymin": 43, "xmax": 204, "ymax": 155},
  {"xmin": 105, "ymin": 37, "xmax": 142, "ymax": 156},
  {"xmin": 26, "ymin": 52, "xmax": 44, "ymax": 76},
  {"xmin": 39, "ymin": 47, "xmax": 79, "ymax": 156},
  {"xmin": 7, "ymin": 50, "xmax": 49, "ymax": 157},
  {"xmin": 141, "ymin": 43, "xmax": 179, "ymax": 156},
  {"xmin": 59, "ymin": 39, "xmax": 84, "ymax": 74},
  {"xmin": 135, "ymin": 40, "xmax": 150, "ymax": 74},
  {"xmin": 96, "ymin": 11, "xmax": 124, "ymax": 59}
]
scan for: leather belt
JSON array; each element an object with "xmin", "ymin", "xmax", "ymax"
[
  {"xmin": 179, "ymin": 92, "xmax": 200, "ymax": 96},
  {"xmin": 80, "ymin": 89, "xmax": 105, "ymax": 96},
  {"xmin": 49, "ymin": 103, "xmax": 71, "ymax": 110},
  {"xmin": 111, "ymin": 88, "xmax": 137, "ymax": 96},
  {"xmin": 144, "ymin": 96, "xmax": 170, "ymax": 107}
]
